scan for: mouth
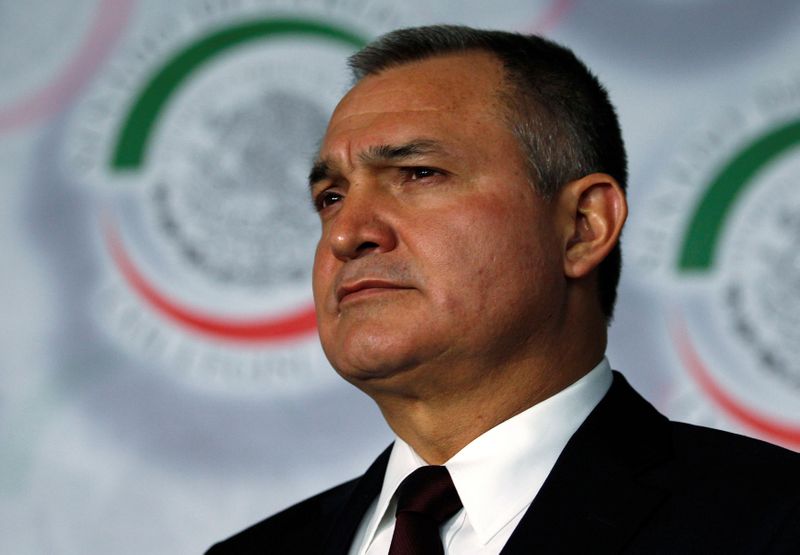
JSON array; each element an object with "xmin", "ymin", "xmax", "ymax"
[{"xmin": 336, "ymin": 279, "xmax": 412, "ymax": 305}]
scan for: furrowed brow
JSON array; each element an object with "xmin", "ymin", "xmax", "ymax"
[
  {"xmin": 358, "ymin": 140, "xmax": 445, "ymax": 165},
  {"xmin": 308, "ymin": 160, "xmax": 331, "ymax": 189},
  {"xmin": 308, "ymin": 139, "xmax": 446, "ymax": 190}
]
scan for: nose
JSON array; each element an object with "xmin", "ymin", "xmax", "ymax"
[{"xmin": 327, "ymin": 187, "xmax": 398, "ymax": 261}]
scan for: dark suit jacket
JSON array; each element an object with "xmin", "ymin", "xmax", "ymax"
[{"xmin": 207, "ymin": 373, "xmax": 800, "ymax": 554}]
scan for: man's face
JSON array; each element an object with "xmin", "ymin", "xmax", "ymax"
[{"xmin": 311, "ymin": 52, "xmax": 566, "ymax": 396}]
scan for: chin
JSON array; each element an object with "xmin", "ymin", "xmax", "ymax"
[{"xmin": 325, "ymin": 331, "xmax": 428, "ymax": 386}]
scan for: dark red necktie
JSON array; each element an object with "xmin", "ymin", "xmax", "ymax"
[{"xmin": 388, "ymin": 466, "xmax": 463, "ymax": 555}]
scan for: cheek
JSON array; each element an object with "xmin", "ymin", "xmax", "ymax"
[
  {"xmin": 422, "ymin": 200, "xmax": 559, "ymax": 318},
  {"xmin": 311, "ymin": 242, "xmax": 340, "ymax": 350},
  {"xmin": 312, "ymin": 243, "xmax": 332, "ymax": 303}
]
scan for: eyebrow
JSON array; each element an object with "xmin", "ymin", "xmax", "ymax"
[{"xmin": 308, "ymin": 139, "xmax": 446, "ymax": 189}]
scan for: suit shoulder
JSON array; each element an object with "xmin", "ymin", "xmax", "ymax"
[
  {"xmin": 628, "ymin": 421, "xmax": 800, "ymax": 550},
  {"xmin": 205, "ymin": 477, "xmax": 359, "ymax": 554},
  {"xmin": 661, "ymin": 420, "xmax": 800, "ymax": 502},
  {"xmin": 669, "ymin": 420, "xmax": 800, "ymax": 469}
]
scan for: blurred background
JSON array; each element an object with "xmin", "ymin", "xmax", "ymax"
[{"xmin": 2, "ymin": 0, "xmax": 800, "ymax": 552}]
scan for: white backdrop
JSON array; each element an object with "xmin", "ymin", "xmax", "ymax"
[{"xmin": 2, "ymin": 1, "xmax": 800, "ymax": 553}]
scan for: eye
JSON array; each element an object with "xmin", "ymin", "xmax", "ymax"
[
  {"xmin": 313, "ymin": 190, "xmax": 343, "ymax": 212},
  {"xmin": 402, "ymin": 167, "xmax": 443, "ymax": 181}
]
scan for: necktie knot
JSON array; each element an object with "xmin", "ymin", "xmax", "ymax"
[
  {"xmin": 388, "ymin": 466, "xmax": 463, "ymax": 555},
  {"xmin": 395, "ymin": 466, "xmax": 462, "ymax": 524}
]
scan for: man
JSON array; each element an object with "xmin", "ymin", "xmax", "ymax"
[{"xmin": 208, "ymin": 26, "xmax": 800, "ymax": 554}]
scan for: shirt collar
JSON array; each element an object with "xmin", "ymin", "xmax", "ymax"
[
  {"xmin": 447, "ymin": 358, "xmax": 612, "ymax": 543},
  {"xmin": 363, "ymin": 358, "xmax": 613, "ymax": 548}
]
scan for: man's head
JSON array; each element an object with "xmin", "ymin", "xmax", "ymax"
[
  {"xmin": 348, "ymin": 26, "xmax": 628, "ymax": 319},
  {"xmin": 309, "ymin": 26, "xmax": 627, "ymax": 406}
]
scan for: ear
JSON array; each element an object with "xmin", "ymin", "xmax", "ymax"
[{"xmin": 557, "ymin": 173, "xmax": 627, "ymax": 279}]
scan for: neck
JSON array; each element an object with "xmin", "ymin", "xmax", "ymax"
[{"xmin": 370, "ymin": 330, "xmax": 606, "ymax": 464}]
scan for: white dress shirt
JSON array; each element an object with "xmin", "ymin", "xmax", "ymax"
[{"xmin": 348, "ymin": 358, "xmax": 613, "ymax": 555}]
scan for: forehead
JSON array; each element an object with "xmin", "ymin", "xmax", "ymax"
[{"xmin": 319, "ymin": 51, "xmax": 510, "ymax": 162}]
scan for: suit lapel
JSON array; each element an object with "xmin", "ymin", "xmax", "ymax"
[
  {"xmin": 501, "ymin": 373, "xmax": 672, "ymax": 554},
  {"xmin": 323, "ymin": 445, "xmax": 392, "ymax": 555}
]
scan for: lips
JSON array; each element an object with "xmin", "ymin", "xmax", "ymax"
[{"xmin": 336, "ymin": 279, "xmax": 411, "ymax": 304}]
